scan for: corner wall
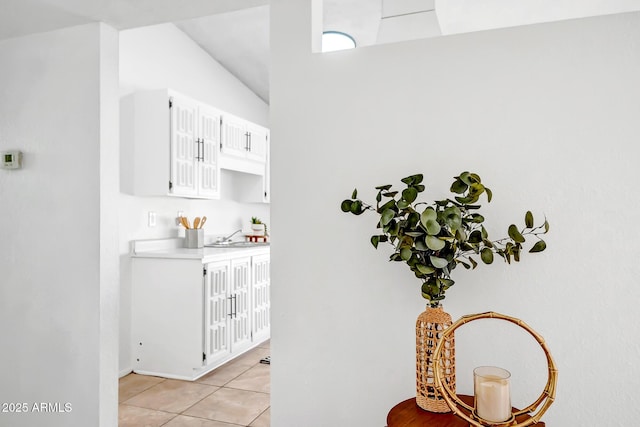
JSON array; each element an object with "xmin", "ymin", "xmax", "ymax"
[
  {"xmin": 270, "ymin": 1, "xmax": 640, "ymax": 425},
  {"xmin": 0, "ymin": 23, "xmax": 119, "ymax": 427},
  {"xmin": 98, "ymin": 23, "xmax": 120, "ymax": 427}
]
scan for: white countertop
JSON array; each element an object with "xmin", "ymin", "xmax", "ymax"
[{"xmin": 131, "ymin": 238, "xmax": 270, "ymax": 263}]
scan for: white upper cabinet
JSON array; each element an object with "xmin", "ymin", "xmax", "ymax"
[
  {"xmin": 197, "ymin": 104, "xmax": 223, "ymax": 198},
  {"xmin": 120, "ymin": 89, "xmax": 268, "ymax": 201},
  {"xmin": 169, "ymin": 94, "xmax": 222, "ymax": 199},
  {"xmin": 169, "ymin": 95, "xmax": 198, "ymax": 197},
  {"xmin": 121, "ymin": 89, "xmax": 221, "ymax": 199},
  {"xmin": 220, "ymin": 113, "xmax": 269, "ymax": 175},
  {"xmin": 221, "ymin": 114, "xmax": 249, "ymax": 158},
  {"xmin": 246, "ymin": 122, "xmax": 269, "ymax": 163}
]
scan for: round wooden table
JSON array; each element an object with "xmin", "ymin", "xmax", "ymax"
[{"xmin": 387, "ymin": 395, "xmax": 546, "ymax": 427}]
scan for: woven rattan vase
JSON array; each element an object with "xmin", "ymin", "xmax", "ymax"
[{"xmin": 416, "ymin": 305, "xmax": 455, "ymax": 412}]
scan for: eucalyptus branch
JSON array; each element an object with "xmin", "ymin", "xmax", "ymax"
[{"xmin": 341, "ymin": 172, "xmax": 549, "ymax": 305}]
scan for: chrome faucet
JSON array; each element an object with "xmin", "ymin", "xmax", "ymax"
[{"xmin": 217, "ymin": 229, "xmax": 242, "ymax": 244}]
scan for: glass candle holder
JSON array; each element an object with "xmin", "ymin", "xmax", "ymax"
[{"xmin": 474, "ymin": 366, "xmax": 512, "ymax": 422}]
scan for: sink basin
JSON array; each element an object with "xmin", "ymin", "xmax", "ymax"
[{"xmin": 205, "ymin": 241, "xmax": 270, "ymax": 248}]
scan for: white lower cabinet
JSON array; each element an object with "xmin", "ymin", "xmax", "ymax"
[
  {"xmin": 251, "ymin": 253, "xmax": 271, "ymax": 342},
  {"xmin": 203, "ymin": 256, "xmax": 252, "ymax": 367},
  {"xmin": 132, "ymin": 250, "xmax": 270, "ymax": 380},
  {"xmin": 202, "ymin": 260, "xmax": 232, "ymax": 367},
  {"xmin": 229, "ymin": 257, "xmax": 252, "ymax": 354}
]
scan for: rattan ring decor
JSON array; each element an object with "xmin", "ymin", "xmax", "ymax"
[{"xmin": 432, "ymin": 312, "xmax": 557, "ymax": 427}]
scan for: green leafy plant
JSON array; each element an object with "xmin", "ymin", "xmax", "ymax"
[
  {"xmin": 340, "ymin": 172, "xmax": 549, "ymax": 307},
  {"xmin": 251, "ymin": 216, "xmax": 268, "ymax": 236}
]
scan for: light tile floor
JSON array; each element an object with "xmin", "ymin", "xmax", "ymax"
[{"xmin": 119, "ymin": 341, "xmax": 270, "ymax": 427}]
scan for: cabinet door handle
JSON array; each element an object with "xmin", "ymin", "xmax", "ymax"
[
  {"xmin": 233, "ymin": 295, "xmax": 238, "ymax": 318},
  {"xmin": 195, "ymin": 138, "xmax": 201, "ymax": 161},
  {"xmin": 228, "ymin": 296, "xmax": 233, "ymax": 318},
  {"xmin": 200, "ymin": 139, "xmax": 205, "ymax": 161},
  {"xmin": 245, "ymin": 132, "xmax": 250, "ymax": 151}
]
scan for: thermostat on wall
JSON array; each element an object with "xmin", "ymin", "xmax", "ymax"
[{"xmin": 1, "ymin": 150, "xmax": 23, "ymax": 169}]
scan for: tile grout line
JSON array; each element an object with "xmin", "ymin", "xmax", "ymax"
[
  {"xmin": 178, "ymin": 384, "xmax": 224, "ymax": 417},
  {"xmin": 159, "ymin": 412, "xmax": 246, "ymax": 427},
  {"xmin": 120, "ymin": 380, "xmax": 219, "ymax": 424},
  {"xmin": 119, "ymin": 376, "xmax": 168, "ymax": 403},
  {"xmin": 181, "ymin": 361, "xmax": 269, "ymax": 426},
  {"xmin": 175, "ymin": 383, "xmax": 268, "ymax": 427},
  {"xmin": 119, "ymin": 345, "xmax": 270, "ymax": 426},
  {"xmin": 157, "ymin": 411, "xmax": 179, "ymax": 427},
  {"xmin": 121, "ymin": 378, "xmax": 217, "ymax": 406},
  {"xmin": 175, "ymin": 359, "xmax": 266, "ymax": 421},
  {"xmin": 222, "ymin": 386, "xmax": 270, "ymax": 396},
  {"xmin": 120, "ymin": 403, "xmax": 175, "ymax": 413},
  {"xmin": 247, "ymin": 405, "xmax": 270, "ymax": 427},
  {"xmin": 198, "ymin": 357, "xmax": 263, "ymax": 388},
  {"xmin": 120, "ymin": 402, "xmax": 179, "ymax": 427}
]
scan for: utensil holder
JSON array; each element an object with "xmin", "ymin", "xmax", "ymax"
[{"xmin": 185, "ymin": 229, "xmax": 204, "ymax": 248}]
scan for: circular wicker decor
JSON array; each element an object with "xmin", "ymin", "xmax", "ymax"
[{"xmin": 432, "ymin": 312, "xmax": 557, "ymax": 427}]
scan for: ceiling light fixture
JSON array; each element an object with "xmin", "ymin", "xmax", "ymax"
[{"xmin": 322, "ymin": 31, "xmax": 356, "ymax": 52}]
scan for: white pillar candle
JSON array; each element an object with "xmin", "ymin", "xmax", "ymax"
[{"xmin": 474, "ymin": 366, "xmax": 512, "ymax": 422}]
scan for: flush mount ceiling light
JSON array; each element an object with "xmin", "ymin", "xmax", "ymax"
[{"xmin": 322, "ymin": 31, "xmax": 356, "ymax": 52}]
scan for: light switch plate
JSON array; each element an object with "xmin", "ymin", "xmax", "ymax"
[{"xmin": 148, "ymin": 211, "xmax": 157, "ymax": 227}]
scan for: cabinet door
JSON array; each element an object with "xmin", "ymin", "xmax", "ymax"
[
  {"xmin": 251, "ymin": 253, "xmax": 270, "ymax": 342},
  {"xmin": 204, "ymin": 261, "xmax": 232, "ymax": 365},
  {"xmin": 132, "ymin": 258, "xmax": 204, "ymax": 379},
  {"xmin": 230, "ymin": 257, "xmax": 252, "ymax": 352},
  {"xmin": 221, "ymin": 115, "xmax": 249, "ymax": 158},
  {"xmin": 198, "ymin": 106, "xmax": 222, "ymax": 198},
  {"xmin": 170, "ymin": 97, "xmax": 198, "ymax": 197},
  {"xmin": 247, "ymin": 124, "xmax": 268, "ymax": 163}
]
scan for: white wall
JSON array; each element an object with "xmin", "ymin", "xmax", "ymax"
[
  {"xmin": 118, "ymin": 23, "xmax": 270, "ymax": 374},
  {"xmin": 0, "ymin": 23, "xmax": 119, "ymax": 427},
  {"xmin": 119, "ymin": 23, "xmax": 269, "ymax": 125},
  {"xmin": 271, "ymin": 1, "xmax": 640, "ymax": 425},
  {"xmin": 98, "ymin": 24, "xmax": 120, "ymax": 427},
  {"xmin": 435, "ymin": 0, "xmax": 640, "ymax": 35}
]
